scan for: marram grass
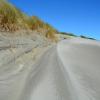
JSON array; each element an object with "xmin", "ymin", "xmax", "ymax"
[{"xmin": 0, "ymin": 0, "xmax": 57, "ymax": 41}]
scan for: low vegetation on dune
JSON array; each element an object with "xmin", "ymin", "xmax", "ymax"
[
  {"xmin": 0, "ymin": 0, "xmax": 26, "ymax": 31},
  {"xmin": 59, "ymin": 32, "xmax": 96, "ymax": 40},
  {"xmin": 27, "ymin": 16, "xmax": 58, "ymax": 40},
  {"xmin": 80, "ymin": 35, "xmax": 96, "ymax": 40},
  {"xmin": 0, "ymin": 0, "xmax": 57, "ymax": 41},
  {"xmin": 0, "ymin": 0, "xmax": 95, "ymax": 41},
  {"xmin": 60, "ymin": 32, "xmax": 77, "ymax": 37}
]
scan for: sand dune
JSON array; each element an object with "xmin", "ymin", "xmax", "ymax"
[{"xmin": 0, "ymin": 37, "xmax": 100, "ymax": 100}]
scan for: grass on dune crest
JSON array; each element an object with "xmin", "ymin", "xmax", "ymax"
[
  {"xmin": 0, "ymin": 0, "xmax": 23, "ymax": 31},
  {"xmin": 0, "ymin": 0, "xmax": 57, "ymax": 41},
  {"xmin": 26, "ymin": 16, "xmax": 58, "ymax": 41}
]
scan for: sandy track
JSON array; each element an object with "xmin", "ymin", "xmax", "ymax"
[
  {"xmin": 58, "ymin": 38, "xmax": 100, "ymax": 100},
  {"xmin": 0, "ymin": 37, "xmax": 100, "ymax": 100}
]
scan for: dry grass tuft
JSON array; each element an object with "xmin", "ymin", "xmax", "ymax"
[{"xmin": 0, "ymin": 0, "xmax": 19, "ymax": 31}]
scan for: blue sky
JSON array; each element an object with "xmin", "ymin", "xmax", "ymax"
[{"xmin": 8, "ymin": 0, "xmax": 100, "ymax": 40}]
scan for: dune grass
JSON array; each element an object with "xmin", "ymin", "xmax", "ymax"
[
  {"xmin": 0, "ymin": 0, "xmax": 57, "ymax": 41},
  {"xmin": 0, "ymin": 0, "xmax": 20, "ymax": 30}
]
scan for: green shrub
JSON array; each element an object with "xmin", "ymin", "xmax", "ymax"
[{"xmin": 80, "ymin": 35, "xmax": 95, "ymax": 40}]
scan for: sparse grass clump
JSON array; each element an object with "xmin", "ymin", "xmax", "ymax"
[
  {"xmin": 26, "ymin": 16, "xmax": 44, "ymax": 30},
  {"xmin": 0, "ymin": 0, "xmax": 29, "ymax": 31},
  {"xmin": 0, "ymin": 0, "xmax": 20, "ymax": 31},
  {"xmin": 25, "ymin": 16, "xmax": 57, "ymax": 41}
]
